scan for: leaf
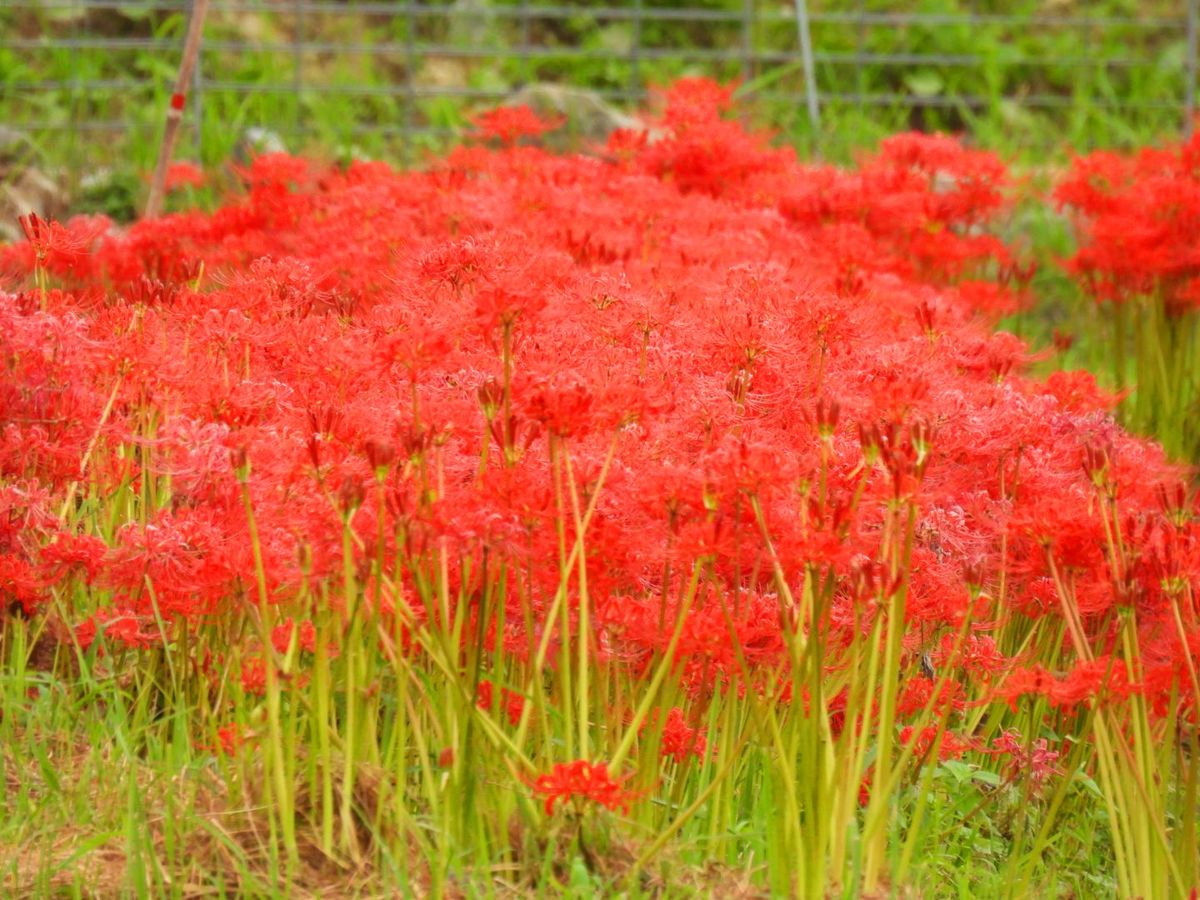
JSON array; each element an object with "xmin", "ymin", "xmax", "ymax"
[
  {"xmin": 972, "ymin": 769, "xmax": 1003, "ymax": 787},
  {"xmin": 1072, "ymin": 770, "xmax": 1103, "ymax": 799},
  {"xmin": 940, "ymin": 759, "xmax": 973, "ymax": 785},
  {"xmin": 905, "ymin": 70, "xmax": 945, "ymax": 98},
  {"xmin": 567, "ymin": 856, "xmax": 597, "ymax": 895}
]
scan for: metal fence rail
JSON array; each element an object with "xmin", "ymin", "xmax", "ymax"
[{"xmin": 1, "ymin": 0, "xmax": 1198, "ymax": 170}]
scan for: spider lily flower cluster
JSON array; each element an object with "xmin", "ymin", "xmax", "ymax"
[
  {"xmin": 1057, "ymin": 130, "xmax": 1200, "ymax": 460},
  {"xmin": 0, "ymin": 79, "xmax": 1197, "ymax": 896}
]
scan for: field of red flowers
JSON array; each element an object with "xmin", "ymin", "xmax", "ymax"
[{"xmin": 1, "ymin": 80, "xmax": 1198, "ymax": 897}]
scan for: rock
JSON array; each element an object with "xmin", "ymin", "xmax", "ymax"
[
  {"xmin": 418, "ymin": 57, "xmax": 473, "ymax": 91},
  {"xmin": 0, "ymin": 126, "xmax": 33, "ymax": 165},
  {"xmin": 504, "ymin": 83, "xmax": 652, "ymax": 151},
  {"xmin": 0, "ymin": 167, "xmax": 68, "ymax": 244},
  {"xmin": 237, "ymin": 127, "xmax": 288, "ymax": 162}
]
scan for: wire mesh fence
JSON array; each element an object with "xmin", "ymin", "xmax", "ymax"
[{"xmin": 1, "ymin": 0, "xmax": 1198, "ymax": 172}]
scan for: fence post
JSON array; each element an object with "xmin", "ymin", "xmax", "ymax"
[
  {"xmin": 742, "ymin": 0, "xmax": 754, "ymax": 82},
  {"xmin": 793, "ymin": 0, "xmax": 821, "ymax": 134},
  {"xmin": 403, "ymin": 2, "xmax": 416, "ymax": 166},
  {"xmin": 630, "ymin": 0, "xmax": 643, "ymax": 102},
  {"xmin": 1187, "ymin": 0, "xmax": 1198, "ymax": 136},
  {"xmin": 855, "ymin": 0, "xmax": 865, "ymax": 113},
  {"xmin": 192, "ymin": 21, "xmax": 204, "ymax": 163},
  {"xmin": 145, "ymin": 0, "xmax": 210, "ymax": 219},
  {"xmin": 519, "ymin": 0, "xmax": 531, "ymax": 85},
  {"xmin": 294, "ymin": 0, "xmax": 305, "ymax": 139}
]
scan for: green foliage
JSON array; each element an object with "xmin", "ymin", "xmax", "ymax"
[{"xmin": 0, "ymin": 0, "xmax": 1193, "ymax": 197}]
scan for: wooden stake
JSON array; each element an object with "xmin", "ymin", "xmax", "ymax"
[{"xmin": 144, "ymin": 0, "xmax": 210, "ymax": 220}]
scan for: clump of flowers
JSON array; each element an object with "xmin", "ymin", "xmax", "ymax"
[
  {"xmin": 476, "ymin": 679, "xmax": 526, "ymax": 726},
  {"xmin": 0, "ymin": 77, "xmax": 1197, "ymax": 897},
  {"xmin": 1057, "ymin": 130, "xmax": 1200, "ymax": 458},
  {"xmin": 1056, "ymin": 133, "xmax": 1200, "ymax": 310},
  {"xmin": 471, "ymin": 105, "xmax": 562, "ymax": 146},
  {"xmin": 990, "ymin": 729, "xmax": 1063, "ymax": 790},
  {"xmin": 528, "ymin": 760, "xmax": 634, "ymax": 816}
]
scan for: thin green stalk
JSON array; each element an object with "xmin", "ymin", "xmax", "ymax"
[
  {"xmin": 609, "ymin": 560, "xmax": 703, "ymax": 772},
  {"xmin": 238, "ymin": 464, "xmax": 298, "ymax": 872},
  {"xmin": 562, "ymin": 440, "xmax": 592, "ymax": 761}
]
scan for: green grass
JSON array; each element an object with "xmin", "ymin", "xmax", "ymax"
[
  {"xmin": 0, "ymin": 594, "xmax": 1144, "ymax": 897},
  {"xmin": 0, "ymin": 409, "xmax": 1189, "ymax": 896}
]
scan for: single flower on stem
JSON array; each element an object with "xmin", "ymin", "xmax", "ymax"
[{"xmin": 526, "ymin": 759, "xmax": 635, "ymax": 816}]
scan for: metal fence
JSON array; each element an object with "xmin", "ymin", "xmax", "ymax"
[{"xmin": 2, "ymin": 0, "xmax": 1199, "ymax": 169}]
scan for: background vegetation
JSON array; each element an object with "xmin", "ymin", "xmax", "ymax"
[{"xmin": 1, "ymin": 0, "xmax": 1195, "ymax": 182}]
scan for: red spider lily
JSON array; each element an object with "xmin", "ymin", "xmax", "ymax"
[
  {"xmin": 102, "ymin": 509, "xmax": 237, "ymax": 619},
  {"xmin": 164, "ymin": 161, "xmax": 206, "ymax": 192},
  {"xmin": 896, "ymin": 675, "xmax": 964, "ymax": 719},
  {"xmin": 240, "ymin": 656, "xmax": 268, "ymax": 696},
  {"xmin": 202, "ymin": 723, "xmax": 250, "ymax": 756},
  {"xmin": 75, "ymin": 611, "xmax": 161, "ymax": 650},
  {"xmin": 930, "ymin": 633, "xmax": 1007, "ymax": 678},
  {"xmin": 899, "ymin": 725, "xmax": 979, "ymax": 761},
  {"xmin": 216, "ymin": 724, "xmax": 245, "ymax": 755},
  {"xmin": 0, "ymin": 76, "xmax": 1197, "ymax": 764},
  {"xmin": 0, "ymin": 554, "xmax": 43, "ymax": 614},
  {"xmin": 989, "ymin": 729, "xmax": 1063, "ymax": 788},
  {"xmin": 476, "ymin": 679, "xmax": 525, "ymax": 727},
  {"xmin": 271, "ymin": 617, "xmax": 318, "ymax": 656},
  {"xmin": 471, "ymin": 105, "xmax": 561, "ymax": 146},
  {"xmin": 474, "ymin": 284, "xmax": 547, "ymax": 338},
  {"xmin": 37, "ymin": 531, "xmax": 107, "ymax": 585},
  {"xmin": 1057, "ymin": 133, "xmax": 1200, "ymax": 312},
  {"xmin": 17, "ymin": 212, "xmax": 105, "ymax": 275},
  {"xmin": 998, "ymin": 656, "xmax": 1138, "ymax": 712},
  {"xmin": 527, "ymin": 760, "xmax": 635, "ymax": 816},
  {"xmin": 657, "ymin": 706, "xmax": 710, "ymax": 763}
]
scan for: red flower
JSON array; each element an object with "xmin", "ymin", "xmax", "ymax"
[
  {"xmin": 17, "ymin": 212, "xmax": 104, "ymax": 273},
  {"xmin": 6, "ymin": 75, "xmax": 1200, "ymax": 781},
  {"xmin": 527, "ymin": 760, "xmax": 634, "ymax": 816},
  {"xmin": 477, "ymin": 679, "xmax": 526, "ymax": 726},
  {"xmin": 998, "ymin": 656, "xmax": 1136, "ymax": 711},
  {"xmin": 212, "ymin": 723, "xmax": 246, "ymax": 755},
  {"xmin": 900, "ymin": 725, "xmax": 978, "ymax": 761},
  {"xmin": 271, "ymin": 617, "xmax": 318, "ymax": 656},
  {"xmin": 0, "ymin": 554, "xmax": 43, "ymax": 615},
  {"xmin": 75, "ymin": 611, "xmax": 160, "ymax": 650},
  {"xmin": 471, "ymin": 105, "xmax": 560, "ymax": 146},
  {"xmin": 164, "ymin": 161, "xmax": 205, "ymax": 191},
  {"xmin": 1057, "ymin": 132, "xmax": 1200, "ymax": 313},
  {"xmin": 896, "ymin": 675, "xmax": 963, "ymax": 718},
  {"xmin": 990, "ymin": 729, "xmax": 1062, "ymax": 788},
  {"xmin": 240, "ymin": 656, "xmax": 268, "ymax": 696},
  {"xmin": 658, "ymin": 707, "xmax": 709, "ymax": 763}
]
